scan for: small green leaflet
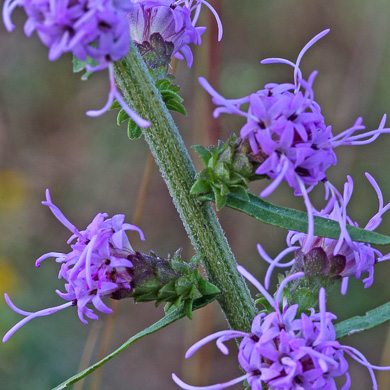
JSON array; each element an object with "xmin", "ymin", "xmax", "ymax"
[
  {"xmin": 52, "ymin": 294, "xmax": 217, "ymax": 389},
  {"xmin": 335, "ymin": 301, "xmax": 390, "ymax": 339},
  {"xmin": 72, "ymin": 55, "xmax": 99, "ymax": 81},
  {"xmin": 199, "ymin": 192, "xmax": 390, "ymax": 245},
  {"xmin": 111, "ymin": 77, "xmax": 187, "ymax": 139}
]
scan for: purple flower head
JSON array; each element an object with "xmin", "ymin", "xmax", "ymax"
[
  {"xmin": 128, "ymin": 0, "xmax": 222, "ymax": 67},
  {"xmin": 2, "ymin": 0, "xmax": 150, "ymax": 127},
  {"xmin": 3, "ymin": 189, "xmax": 144, "ymax": 342},
  {"xmin": 200, "ymin": 30, "xmax": 333, "ymax": 194},
  {"xmin": 173, "ymin": 267, "xmax": 390, "ymax": 390},
  {"xmin": 261, "ymin": 173, "xmax": 390, "ymax": 295},
  {"xmin": 199, "ymin": 29, "xmax": 390, "ymax": 248},
  {"xmin": 4, "ymin": 0, "xmax": 132, "ymax": 62}
]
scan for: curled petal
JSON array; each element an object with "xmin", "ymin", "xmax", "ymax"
[
  {"xmin": 3, "ymin": 301, "xmax": 73, "ymax": 342},
  {"xmin": 185, "ymin": 330, "xmax": 248, "ymax": 359},
  {"xmin": 86, "ymin": 64, "xmax": 150, "ymax": 128},
  {"xmin": 2, "ymin": 0, "xmax": 19, "ymax": 31}
]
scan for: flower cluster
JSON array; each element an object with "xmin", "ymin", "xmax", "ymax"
[
  {"xmin": 3, "ymin": 189, "xmax": 144, "ymax": 342},
  {"xmin": 129, "ymin": 0, "xmax": 222, "ymax": 68},
  {"xmin": 199, "ymin": 29, "xmax": 389, "ymax": 247},
  {"xmin": 260, "ymin": 173, "xmax": 390, "ymax": 294},
  {"xmin": 3, "ymin": 0, "xmax": 132, "ymax": 63},
  {"xmin": 200, "ymin": 29, "xmax": 388, "ymax": 196},
  {"xmin": 173, "ymin": 267, "xmax": 390, "ymax": 390},
  {"xmin": 2, "ymin": 0, "xmax": 150, "ymax": 125},
  {"xmin": 2, "ymin": 0, "xmax": 222, "ymax": 125}
]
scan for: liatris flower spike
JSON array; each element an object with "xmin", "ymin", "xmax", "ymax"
[
  {"xmin": 260, "ymin": 173, "xmax": 390, "ymax": 295},
  {"xmin": 3, "ymin": 1, "xmax": 222, "ymax": 124},
  {"xmin": 173, "ymin": 267, "xmax": 390, "ymax": 390},
  {"xmin": 3, "ymin": 189, "xmax": 145, "ymax": 342},
  {"xmin": 2, "ymin": 0, "xmax": 150, "ymax": 126},
  {"xmin": 199, "ymin": 29, "xmax": 389, "ymax": 249}
]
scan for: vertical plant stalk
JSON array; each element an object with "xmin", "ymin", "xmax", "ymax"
[{"xmin": 113, "ymin": 43, "xmax": 257, "ymax": 332}]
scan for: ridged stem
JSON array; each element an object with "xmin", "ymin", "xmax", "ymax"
[{"xmin": 113, "ymin": 43, "xmax": 256, "ymax": 332}]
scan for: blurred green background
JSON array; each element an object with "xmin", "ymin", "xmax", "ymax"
[{"xmin": 1, "ymin": 0, "xmax": 390, "ymax": 389}]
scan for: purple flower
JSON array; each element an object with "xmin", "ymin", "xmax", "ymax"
[
  {"xmin": 4, "ymin": 0, "xmax": 132, "ymax": 63},
  {"xmin": 173, "ymin": 267, "xmax": 390, "ymax": 390},
  {"xmin": 3, "ymin": 0, "xmax": 223, "ymax": 125},
  {"xmin": 2, "ymin": 0, "xmax": 150, "ymax": 126},
  {"xmin": 261, "ymin": 173, "xmax": 390, "ymax": 294},
  {"xmin": 3, "ymin": 189, "xmax": 144, "ymax": 342},
  {"xmin": 199, "ymin": 29, "xmax": 389, "ymax": 248},
  {"xmin": 129, "ymin": 0, "xmax": 222, "ymax": 68}
]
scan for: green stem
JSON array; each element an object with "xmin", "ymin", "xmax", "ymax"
[{"xmin": 113, "ymin": 43, "xmax": 257, "ymax": 332}]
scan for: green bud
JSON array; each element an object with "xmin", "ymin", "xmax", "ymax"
[
  {"xmin": 287, "ymin": 247, "xmax": 343, "ymax": 312},
  {"xmin": 118, "ymin": 251, "xmax": 220, "ymax": 319},
  {"xmin": 191, "ymin": 134, "xmax": 260, "ymax": 210}
]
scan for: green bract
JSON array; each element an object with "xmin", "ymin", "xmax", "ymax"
[{"xmin": 191, "ymin": 135, "xmax": 261, "ymax": 210}]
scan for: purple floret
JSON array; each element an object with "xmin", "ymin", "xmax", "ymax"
[
  {"xmin": 173, "ymin": 267, "xmax": 390, "ymax": 390},
  {"xmin": 3, "ymin": 189, "xmax": 144, "ymax": 342}
]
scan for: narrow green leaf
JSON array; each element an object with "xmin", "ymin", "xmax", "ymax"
[
  {"xmin": 335, "ymin": 301, "xmax": 390, "ymax": 339},
  {"xmin": 190, "ymin": 180, "xmax": 212, "ymax": 195},
  {"xmin": 127, "ymin": 120, "xmax": 142, "ymax": 139},
  {"xmin": 110, "ymin": 100, "xmax": 121, "ymax": 110},
  {"xmin": 220, "ymin": 183, "xmax": 231, "ymax": 196},
  {"xmin": 155, "ymin": 79, "xmax": 171, "ymax": 90},
  {"xmin": 196, "ymin": 167, "xmax": 214, "ymax": 182},
  {"xmin": 199, "ymin": 192, "xmax": 390, "ymax": 245},
  {"xmin": 191, "ymin": 145, "xmax": 212, "ymax": 165},
  {"xmin": 161, "ymin": 89, "xmax": 184, "ymax": 103},
  {"xmin": 184, "ymin": 298, "xmax": 194, "ymax": 319},
  {"xmin": 52, "ymin": 295, "xmax": 217, "ymax": 389},
  {"xmin": 168, "ymin": 84, "xmax": 180, "ymax": 92},
  {"xmin": 165, "ymin": 100, "xmax": 187, "ymax": 115},
  {"xmin": 73, "ymin": 56, "xmax": 87, "ymax": 73},
  {"xmin": 72, "ymin": 55, "xmax": 98, "ymax": 80},
  {"xmin": 117, "ymin": 109, "xmax": 129, "ymax": 125},
  {"xmin": 197, "ymin": 276, "xmax": 220, "ymax": 296},
  {"xmin": 230, "ymin": 186, "xmax": 249, "ymax": 201},
  {"xmin": 213, "ymin": 187, "xmax": 227, "ymax": 211}
]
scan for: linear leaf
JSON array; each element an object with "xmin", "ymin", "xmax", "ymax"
[
  {"xmin": 335, "ymin": 301, "xmax": 390, "ymax": 339},
  {"xmin": 117, "ymin": 108, "xmax": 129, "ymax": 125},
  {"xmin": 52, "ymin": 295, "xmax": 217, "ymax": 389},
  {"xmin": 199, "ymin": 192, "xmax": 390, "ymax": 245},
  {"xmin": 73, "ymin": 56, "xmax": 87, "ymax": 73},
  {"xmin": 127, "ymin": 119, "xmax": 142, "ymax": 139},
  {"xmin": 161, "ymin": 89, "xmax": 184, "ymax": 103},
  {"xmin": 72, "ymin": 55, "xmax": 98, "ymax": 80},
  {"xmin": 165, "ymin": 100, "xmax": 187, "ymax": 115}
]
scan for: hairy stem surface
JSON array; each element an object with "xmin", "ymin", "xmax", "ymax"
[{"xmin": 114, "ymin": 44, "xmax": 256, "ymax": 331}]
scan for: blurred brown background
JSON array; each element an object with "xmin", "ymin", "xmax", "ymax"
[{"xmin": 1, "ymin": 0, "xmax": 390, "ymax": 389}]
